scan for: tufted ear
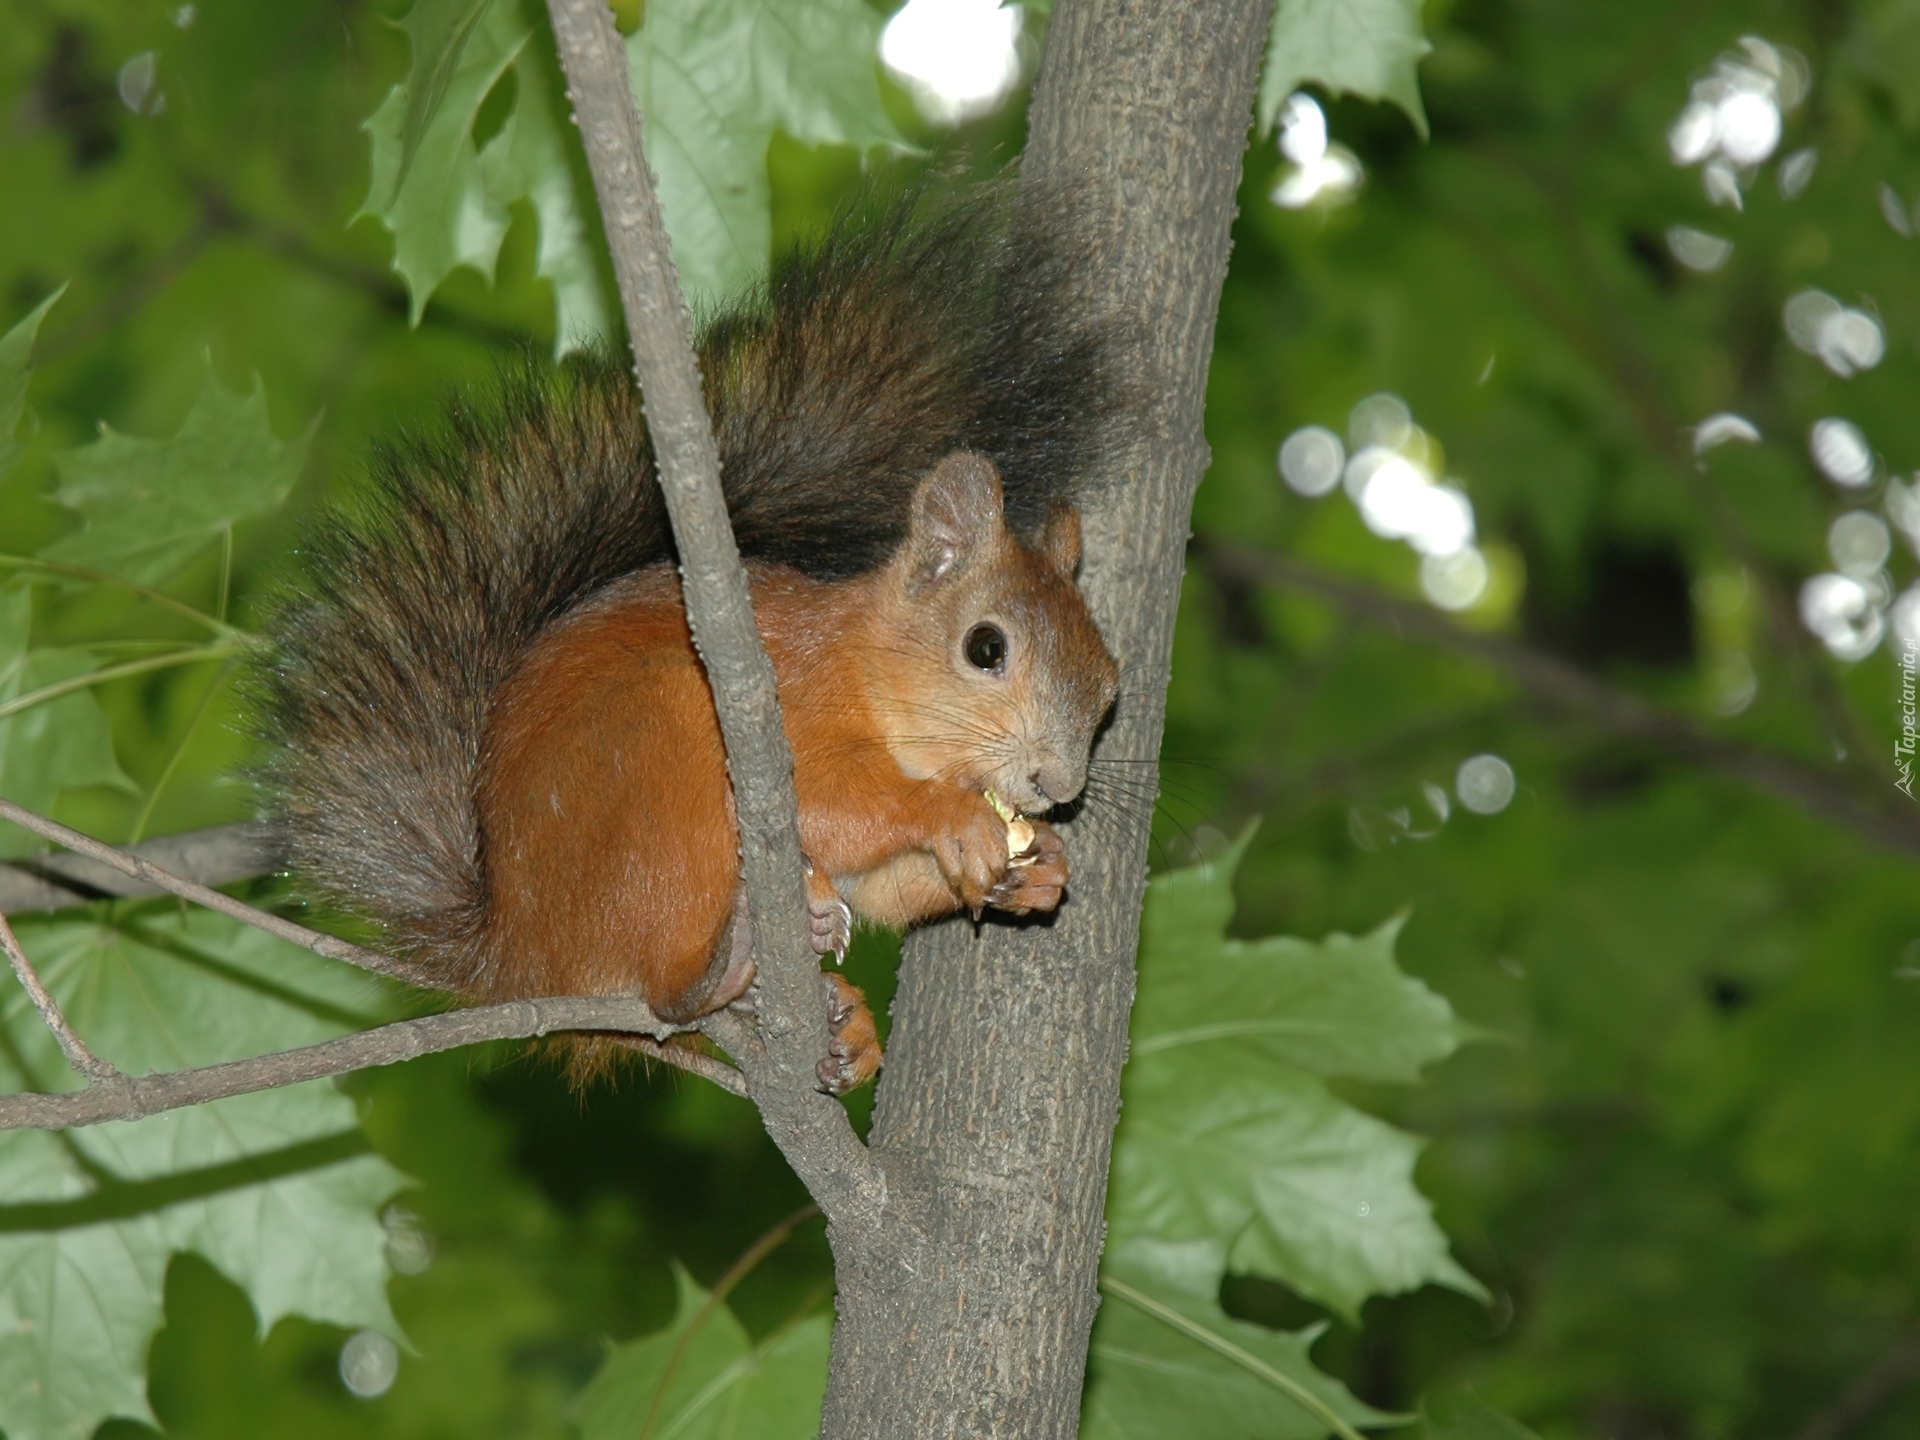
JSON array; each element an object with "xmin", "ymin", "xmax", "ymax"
[
  {"xmin": 1040, "ymin": 504, "xmax": 1082, "ymax": 577},
  {"xmin": 906, "ymin": 452, "xmax": 1005, "ymax": 588}
]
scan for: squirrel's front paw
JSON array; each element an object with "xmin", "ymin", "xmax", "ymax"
[
  {"xmin": 933, "ymin": 805, "xmax": 1012, "ymax": 916},
  {"xmin": 987, "ymin": 819, "xmax": 1067, "ymax": 916},
  {"xmin": 816, "ymin": 972, "xmax": 881, "ymax": 1094}
]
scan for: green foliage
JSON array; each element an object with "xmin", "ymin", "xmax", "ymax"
[
  {"xmin": 360, "ymin": 0, "xmax": 612, "ymax": 351},
  {"xmin": 1088, "ymin": 1250, "xmax": 1395, "ymax": 1440},
  {"xmin": 1110, "ymin": 836, "xmax": 1484, "ymax": 1324},
  {"xmin": 0, "ymin": 909, "xmax": 408, "ymax": 1440},
  {"xmin": 1084, "ymin": 838, "xmax": 1478, "ymax": 1436},
  {"xmin": 1417, "ymin": 1394, "xmax": 1542, "ymax": 1440},
  {"xmin": 44, "ymin": 368, "xmax": 310, "ymax": 586},
  {"xmin": 1259, "ymin": 0, "xmax": 1430, "ymax": 138},
  {"xmin": 0, "ymin": 291, "xmax": 64, "ymax": 476},
  {"xmin": 0, "ymin": 590, "xmax": 132, "ymax": 861},
  {"xmin": 18, "ymin": 0, "xmax": 1920, "ymax": 1438},
  {"xmin": 628, "ymin": 0, "xmax": 906, "ymax": 303},
  {"xmin": 365, "ymin": 0, "xmax": 905, "ymax": 341},
  {"xmin": 575, "ymin": 1268, "xmax": 832, "ymax": 1440}
]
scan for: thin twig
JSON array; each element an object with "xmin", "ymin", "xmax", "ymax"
[
  {"xmin": 0, "ymin": 909, "xmax": 121, "ymax": 1082},
  {"xmin": 0, "ymin": 555, "xmax": 240, "ymax": 637},
  {"xmin": 1793, "ymin": 1328, "xmax": 1920, "ymax": 1440},
  {"xmin": 1205, "ymin": 543, "xmax": 1920, "ymax": 856},
  {"xmin": 643, "ymin": 1201, "xmax": 822, "ymax": 1438},
  {"xmin": 0, "ymin": 820, "xmax": 278, "ymax": 915},
  {"xmin": 0, "ymin": 994, "xmax": 738, "ymax": 1130},
  {"xmin": 0, "ymin": 642, "xmax": 243, "ymax": 723},
  {"xmin": 543, "ymin": 0, "xmax": 879, "ymax": 1227},
  {"xmin": 0, "ymin": 798, "xmax": 436, "ymax": 987}
]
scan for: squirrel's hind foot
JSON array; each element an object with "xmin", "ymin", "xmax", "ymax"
[{"xmin": 817, "ymin": 972, "xmax": 881, "ymax": 1094}]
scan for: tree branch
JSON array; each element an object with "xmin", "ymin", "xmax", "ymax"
[
  {"xmin": 0, "ymin": 798, "xmax": 436, "ymax": 987},
  {"xmin": 1793, "ymin": 1327, "xmax": 1920, "ymax": 1440},
  {"xmin": 540, "ymin": 0, "xmax": 879, "ymax": 1230},
  {"xmin": 0, "ymin": 820, "xmax": 278, "ymax": 916},
  {"xmin": 1202, "ymin": 543, "xmax": 1920, "ymax": 855},
  {"xmin": 0, "ymin": 994, "xmax": 741, "ymax": 1131}
]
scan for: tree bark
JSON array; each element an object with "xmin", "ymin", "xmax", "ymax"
[{"xmin": 818, "ymin": 2, "xmax": 1273, "ymax": 1435}]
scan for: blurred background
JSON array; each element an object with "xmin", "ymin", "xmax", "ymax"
[{"xmin": 3, "ymin": 0, "xmax": 1920, "ymax": 1436}]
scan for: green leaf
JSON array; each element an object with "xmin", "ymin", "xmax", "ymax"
[
  {"xmin": 480, "ymin": 25, "xmax": 616, "ymax": 354},
  {"xmin": 1109, "ymin": 844, "xmax": 1485, "ymax": 1323},
  {"xmin": 628, "ymin": 0, "xmax": 905, "ymax": 304},
  {"xmin": 360, "ymin": 0, "xmax": 545, "ymax": 320},
  {"xmin": 0, "ymin": 909, "xmax": 409, "ymax": 1440},
  {"xmin": 360, "ymin": 0, "xmax": 534, "ymax": 324},
  {"xmin": 1084, "ymin": 1240, "xmax": 1399, "ymax": 1440},
  {"xmin": 1134, "ymin": 833, "xmax": 1472, "ymax": 1083},
  {"xmin": 0, "ymin": 590, "xmax": 133, "ymax": 859},
  {"xmin": 363, "ymin": 0, "xmax": 610, "ymax": 352},
  {"xmin": 1112, "ymin": 1045, "xmax": 1484, "ymax": 1323},
  {"xmin": 0, "ymin": 288, "xmax": 64, "ymax": 476},
  {"xmin": 42, "ymin": 367, "xmax": 312, "ymax": 586},
  {"xmin": 363, "ymin": 0, "xmax": 905, "ymax": 341},
  {"xmin": 575, "ymin": 1267, "xmax": 830, "ymax": 1440},
  {"xmin": 394, "ymin": 0, "xmax": 496, "ymax": 194},
  {"xmin": 1258, "ymin": 0, "xmax": 1431, "ymax": 139}
]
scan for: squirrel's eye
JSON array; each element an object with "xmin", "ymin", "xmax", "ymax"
[{"xmin": 965, "ymin": 624, "xmax": 1007, "ymax": 672}]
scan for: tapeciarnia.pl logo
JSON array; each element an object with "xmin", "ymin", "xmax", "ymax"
[{"xmin": 1899, "ymin": 637, "xmax": 1917, "ymax": 798}]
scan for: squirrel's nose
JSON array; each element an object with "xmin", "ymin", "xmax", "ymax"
[{"xmin": 1032, "ymin": 762, "xmax": 1087, "ymax": 806}]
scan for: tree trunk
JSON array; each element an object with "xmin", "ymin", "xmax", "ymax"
[{"xmin": 817, "ymin": 1, "xmax": 1274, "ymax": 1435}]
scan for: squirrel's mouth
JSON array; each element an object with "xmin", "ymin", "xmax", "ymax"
[{"xmin": 983, "ymin": 785, "xmax": 1050, "ymax": 821}]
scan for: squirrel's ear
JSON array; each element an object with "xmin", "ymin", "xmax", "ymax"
[
  {"xmin": 908, "ymin": 452, "xmax": 1004, "ymax": 587},
  {"xmin": 1040, "ymin": 504, "xmax": 1082, "ymax": 577}
]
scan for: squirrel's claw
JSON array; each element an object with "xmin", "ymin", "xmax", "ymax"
[{"xmin": 809, "ymin": 896, "xmax": 853, "ymax": 964}]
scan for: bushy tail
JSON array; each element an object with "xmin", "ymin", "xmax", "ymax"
[{"xmin": 256, "ymin": 184, "xmax": 1122, "ymax": 983}]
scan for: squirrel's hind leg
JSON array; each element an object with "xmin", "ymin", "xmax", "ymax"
[
  {"xmin": 688, "ymin": 877, "xmax": 880, "ymax": 1094},
  {"xmin": 653, "ymin": 887, "xmax": 757, "ymax": 1022}
]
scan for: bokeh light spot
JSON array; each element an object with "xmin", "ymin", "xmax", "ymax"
[
  {"xmin": 1799, "ymin": 573, "xmax": 1885, "ymax": 660},
  {"xmin": 1810, "ymin": 418, "xmax": 1874, "ymax": 488},
  {"xmin": 1667, "ymin": 226, "xmax": 1733, "ymax": 272},
  {"xmin": 1422, "ymin": 547, "xmax": 1490, "ymax": 611},
  {"xmin": 1456, "ymin": 755, "xmax": 1517, "ymax": 815},
  {"xmin": 1278, "ymin": 425, "xmax": 1345, "ymax": 496},
  {"xmin": 880, "ymin": 0, "xmax": 1023, "ymax": 125},
  {"xmin": 1693, "ymin": 413, "xmax": 1759, "ymax": 454},
  {"xmin": 1269, "ymin": 94, "xmax": 1364, "ymax": 208},
  {"xmin": 339, "ymin": 1330, "xmax": 399, "ymax": 1399},
  {"xmin": 1827, "ymin": 511, "xmax": 1891, "ymax": 578}
]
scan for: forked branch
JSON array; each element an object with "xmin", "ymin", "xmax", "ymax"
[
  {"xmin": 0, "ymin": 796, "xmax": 434, "ymax": 987},
  {"xmin": 0, "ymin": 800, "xmax": 743, "ymax": 1128}
]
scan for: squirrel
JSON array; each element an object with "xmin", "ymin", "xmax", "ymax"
[{"xmin": 257, "ymin": 187, "xmax": 1125, "ymax": 1093}]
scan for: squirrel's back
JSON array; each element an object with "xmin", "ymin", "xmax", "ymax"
[{"xmin": 258, "ymin": 185, "xmax": 1121, "ymax": 983}]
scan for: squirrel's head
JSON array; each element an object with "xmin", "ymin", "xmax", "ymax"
[{"xmin": 866, "ymin": 452, "xmax": 1118, "ymax": 815}]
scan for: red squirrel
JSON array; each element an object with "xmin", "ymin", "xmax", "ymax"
[{"xmin": 259, "ymin": 190, "xmax": 1124, "ymax": 1092}]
